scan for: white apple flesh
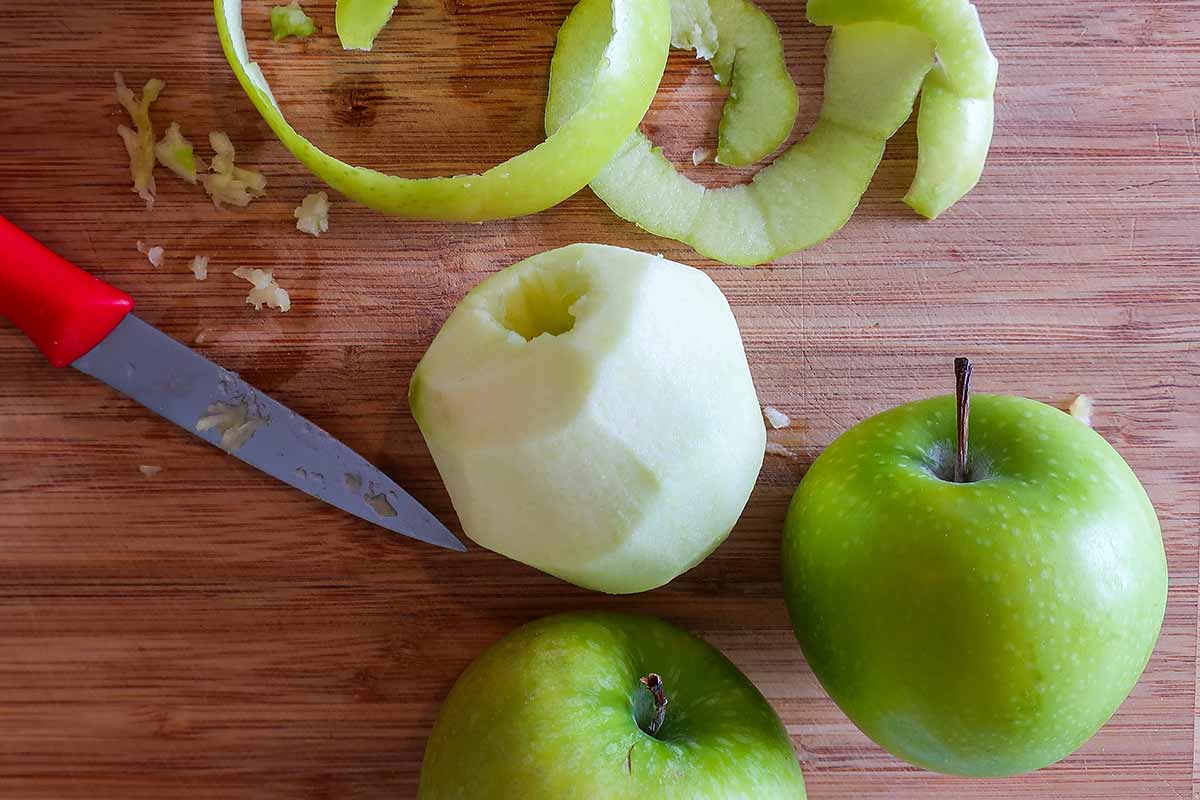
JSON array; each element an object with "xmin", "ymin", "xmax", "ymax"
[{"xmin": 410, "ymin": 244, "xmax": 765, "ymax": 594}]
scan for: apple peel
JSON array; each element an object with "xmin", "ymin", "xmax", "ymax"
[
  {"xmin": 670, "ymin": 0, "xmax": 799, "ymax": 166},
  {"xmin": 548, "ymin": 14, "xmax": 934, "ymax": 265},
  {"xmin": 271, "ymin": 0, "xmax": 316, "ymax": 41},
  {"xmin": 807, "ymin": 0, "xmax": 998, "ymax": 219},
  {"xmin": 114, "ymin": 72, "xmax": 164, "ymax": 209},
  {"xmin": 154, "ymin": 122, "xmax": 200, "ymax": 184},
  {"xmin": 335, "ymin": 0, "xmax": 399, "ymax": 51},
  {"xmin": 213, "ymin": 0, "xmax": 671, "ymax": 222}
]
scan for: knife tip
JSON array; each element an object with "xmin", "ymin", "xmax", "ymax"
[
  {"xmin": 442, "ymin": 533, "xmax": 468, "ymax": 553},
  {"xmin": 397, "ymin": 513, "xmax": 467, "ymax": 553}
]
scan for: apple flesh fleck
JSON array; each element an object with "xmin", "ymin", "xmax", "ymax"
[
  {"xmin": 763, "ymin": 405, "xmax": 791, "ymax": 429},
  {"xmin": 418, "ymin": 612, "xmax": 807, "ymax": 799},
  {"xmin": 410, "ymin": 244, "xmax": 765, "ymax": 594},
  {"xmin": 1068, "ymin": 394, "xmax": 1094, "ymax": 427},
  {"xmin": 781, "ymin": 393, "xmax": 1167, "ymax": 776}
]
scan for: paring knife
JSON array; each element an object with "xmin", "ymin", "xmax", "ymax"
[{"xmin": 0, "ymin": 215, "xmax": 464, "ymax": 552}]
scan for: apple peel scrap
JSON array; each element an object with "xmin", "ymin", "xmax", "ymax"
[
  {"xmin": 335, "ymin": 0, "xmax": 399, "ymax": 51},
  {"xmin": 547, "ymin": 0, "xmax": 997, "ymax": 265},
  {"xmin": 213, "ymin": 0, "xmax": 671, "ymax": 222},
  {"xmin": 271, "ymin": 0, "xmax": 316, "ymax": 41},
  {"xmin": 806, "ymin": 0, "xmax": 998, "ymax": 219},
  {"xmin": 233, "ymin": 267, "xmax": 291, "ymax": 312},
  {"xmin": 202, "ymin": 132, "xmax": 267, "ymax": 208},
  {"xmin": 667, "ymin": 0, "xmax": 799, "ymax": 167},
  {"xmin": 155, "ymin": 122, "xmax": 201, "ymax": 184},
  {"xmin": 114, "ymin": 72, "xmax": 164, "ymax": 209}
]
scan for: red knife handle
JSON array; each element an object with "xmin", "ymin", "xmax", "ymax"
[{"xmin": 0, "ymin": 215, "xmax": 133, "ymax": 367}]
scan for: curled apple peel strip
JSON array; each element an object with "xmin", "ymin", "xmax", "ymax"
[
  {"xmin": 807, "ymin": 0, "xmax": 998, "ymax": 219},
  {"xmin": 547, "ymin": 0, "xmax": 997, "ymax": 264},
  {"xmin": 548, "ymin": 8, "xmax": 936, "ymax": 266},
  {"xmin": 213, "ymin": 0, "xmax": 672, "ymax": 221}
]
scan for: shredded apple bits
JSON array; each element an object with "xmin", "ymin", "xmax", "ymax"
[
  {"xmin": 190, "ymin": 255, "xmax": 209, "ymax": 281},
  {"xmin": 294, "ymin": 191, "xmax": 330, "ymax": 237},
  {"xmin": 136, "ymin": 240, "xmax": 165, "ymax": 268},
  {"xmin": 1069, "ymin": 395, "xmax": 1094, "ymax": 427},
  {"xmin": 201, "ymin": 132, "xmax": 267, "ymax": 208},
  {"xmin": 115, "ymin": 72, "xmax": 164, "ymax": 209},
  {"xmin": 155, "ymin": 122, "xmax": 201, "ymax": 184},
  {"xmin": 196, "ymin": 401, "xmax": 264, "ymax": 453},
  {"xmin": 766, "ymin": 442, "xmax": 800, "ymax": 461},
  {"xmin": 763, "ymin": 406, "xmax": 791, "ymax": 429},
  {"xmin": 234, "ymin": 267, "xmax": 291, "ymax": 312}
]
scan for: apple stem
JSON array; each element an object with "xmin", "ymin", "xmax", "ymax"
[
  {"xmin": 954, "ymin": 357, "xmax": 973, "ymax": 483},
  {"xmin": 639, "ymin": 673, "xmax": 668, "ymax": 737}
]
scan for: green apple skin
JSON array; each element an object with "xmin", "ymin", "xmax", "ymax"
[
  {"xmin": 782, "ymin": 394, "xmax": 1167, "ymax": 777},
  {"xmin": 547, "ymin": 6, "xmax": 936, "ymax": 267},
  {"xmin": 335, "ymin": 0, "xmax": 399, "ymax": 51},
  {"xmin": 419, "ymin": 612, "xmax": 806, "ymax": 799},
  {"xmin": 410, "ymin": 244, "xmax": 765, "ymax": 594}
]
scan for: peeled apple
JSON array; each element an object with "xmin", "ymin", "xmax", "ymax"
[{"xmin": 409, "ymin": 244, "xmax": 765, "ymax": 594}]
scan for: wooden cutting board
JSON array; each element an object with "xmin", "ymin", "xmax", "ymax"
[{"xmin": 0, "ymin": 0, "xmax": 1195, "ymax": 797}]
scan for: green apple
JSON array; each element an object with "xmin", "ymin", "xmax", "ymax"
[
  {"xmin": 410, "ymin": 244, "xmax": 765, "ymax": 594},
  {"xmin": 419, "ymin": 612, "xmax": 807, "ymax": 798},
  {"xmin": 781, "ymin": 361, "xmax": 1167, "ymax": 776}
]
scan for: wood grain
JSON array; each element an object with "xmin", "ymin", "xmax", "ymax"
[{"xmin": 0, "ymin": 0, "xmax": 1196, "ymax": 797}]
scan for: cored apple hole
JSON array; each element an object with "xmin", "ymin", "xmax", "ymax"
[{"xmin": 497, "ymin": 266, "xmax": 589, "ymax": 341}]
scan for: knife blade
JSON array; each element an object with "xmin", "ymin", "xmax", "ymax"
[
  {"xmin": 75, "ymin": 315, "xmax": 464, "ymax": 551},
  {"xmin": 0, "ymin": 215, "xmax": 464, "ymax": 552}
]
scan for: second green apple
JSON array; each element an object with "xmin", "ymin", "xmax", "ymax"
[{"xmin": 782, "ymin": 382, "xmax": 1167, "ymax": 776}]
